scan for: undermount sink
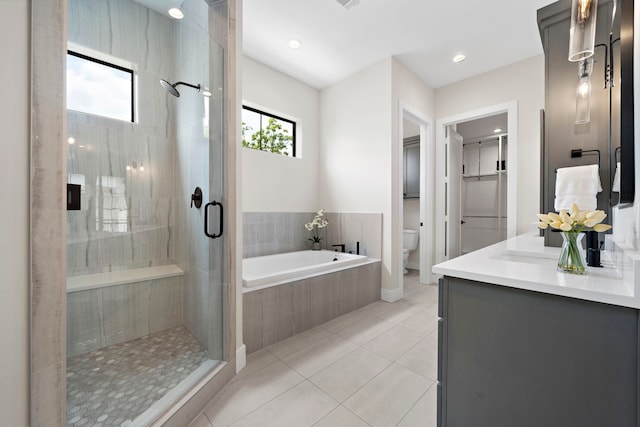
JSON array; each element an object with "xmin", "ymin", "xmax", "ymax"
[
  {"xmin": 490, "ymin": 252, "xmax": 558, "ymax": 266},
  {"xmin": 489, "ymin": 244, "xmax": 562, "ymax": 265}
]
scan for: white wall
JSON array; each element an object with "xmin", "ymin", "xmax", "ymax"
[
  {"xmin": 392, "ymin": 59, "xmax": 435, "ymax": 282},
  {"xmin": 435, "ymin": 55, "xmax": 545, "ymax": 235},
  {"xmin": 319, "ymin": 58, "xmax": 393, "ymax": 289},
  {"xmin": 320, "ymin": 58, "xmax": 434, "ymax": 295},
  {"xmin": 0, "ymin": 0, "xmax": 29, "ymax": 424},
  {"xmin": 242, "ymin": 56, "xmax": 321, "ymax": 212}
]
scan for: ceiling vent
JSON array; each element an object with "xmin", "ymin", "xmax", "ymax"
[{"xmin": 336, "ymin": 0, "xmax": 360, "ymax": 10}]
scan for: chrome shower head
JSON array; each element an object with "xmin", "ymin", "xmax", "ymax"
[{"xmin": 159, "ymin": 79, "xmax": 202, "ymax": 97}]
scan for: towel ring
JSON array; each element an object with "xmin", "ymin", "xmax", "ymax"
[{"xmin": 554, "ymin": 148, "xmax": 601, "ymax": 173}]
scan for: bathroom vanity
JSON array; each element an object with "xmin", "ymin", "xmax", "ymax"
[{"xmin": 433, "ymin": 234, "xmax": 640, "ymax": 427}]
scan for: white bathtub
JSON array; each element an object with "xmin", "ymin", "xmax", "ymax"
[{"xmin": 243, "ymin": 250, "xmax": 372, "ymax": 291}]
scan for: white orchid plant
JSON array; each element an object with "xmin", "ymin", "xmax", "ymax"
[
  {"xmin": 537, "ymin": 203, "xmax": 612, "ymax": 233},
  {"xmin": 305, "ymin": 209, "xmax": 329, "ymax": 243}
]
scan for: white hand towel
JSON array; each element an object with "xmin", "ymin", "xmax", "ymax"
[
  {"xmin": 554, "ymin": 164, "xmax": 602, "ymax": 211},
  {"xmin": 612, "ymin": 162, "xmax": 621, "ymax": 192}
]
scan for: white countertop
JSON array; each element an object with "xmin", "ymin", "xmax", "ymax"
[{"xmin": 432, "ymin": 233, "xmax": 640, "ymax": 309}]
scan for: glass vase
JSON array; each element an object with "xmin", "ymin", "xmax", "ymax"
[{"xmin": 557, "ymin": 231, "xmax": 587, "ymax": 275}]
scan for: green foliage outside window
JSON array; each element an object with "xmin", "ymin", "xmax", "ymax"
[{"xmin": 242, "ymin": 117, "xmax": 293, "ymax": 156}]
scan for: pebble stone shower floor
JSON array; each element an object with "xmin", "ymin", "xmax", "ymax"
[{"xmin": 66, "ymin": 326, "xmax": 209, "ymax": 426}]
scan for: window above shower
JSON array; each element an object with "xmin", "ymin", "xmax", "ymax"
[
  {"xmin": 66, "ymin": 47, "xmax": 135, "ymax": 122},
  {"xmin": 242, "ymin": 105, "xmax": 296, "ymax": 157}
]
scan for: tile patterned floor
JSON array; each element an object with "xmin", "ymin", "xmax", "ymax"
[
  {"xmin": 191, "ymin": 270, "xmax": 439, "ymax": 427},
  {"xmin": 67, "ymin": 326, "xmax": 209, "ymax": 427}
]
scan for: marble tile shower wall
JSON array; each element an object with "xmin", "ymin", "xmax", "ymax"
[
  {"xmin": 243, "ymin": 212, "xmax": 382, "ymax": 260},
  {"xmin": 66, "ymin": 276, "xmax": 183, "ymax": 357},
  {"xmin": 66, "ymin": 0, "xmax": 177, "ymax": 277}
]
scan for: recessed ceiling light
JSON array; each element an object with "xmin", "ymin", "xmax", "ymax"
[
  {"xmin": 494, "ymin": 128, "xmax": 503, "ymax": 133},
  {"xmin": 452, "ymin": 54, "xmax": 466, "ymax": 63},
  {"xmin": 168, "ymin": 7, "xmax": 184, "ymax": 19},
  {"xmin": 336, "ymin": 0, "xmax": 361, "ymax": 10},
  {"xmin": 68, "ymin": 137, "xmax": 75, "ymax": 145},
  {"xmin": 288, "ymin": 39, "xmax": 302, "ymax": 49}
]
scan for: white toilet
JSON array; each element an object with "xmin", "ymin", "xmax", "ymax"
[{"xmin": 402, "ymin": 229, "xmax": 419, "ymax": 274}]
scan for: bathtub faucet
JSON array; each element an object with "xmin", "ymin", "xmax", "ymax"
[{"xmin": 332, "ymin": 244, "xmax": 346, "ymax": 253}]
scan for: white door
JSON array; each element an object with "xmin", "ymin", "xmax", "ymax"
[{"xmin": 446, "ymin": 127, "xmax": 463, "ymax": 259}]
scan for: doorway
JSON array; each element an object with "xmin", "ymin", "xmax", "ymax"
[
  {"xmin": 398, "ymin": 103, "xmax": 433, "ymax": 290},
  {"xmin": 435, "ymin": 101, "xmax": 518, "ymax": 263},
  {"xmin": 457, "ymin": 115, "xmax": 508, "ymax": 255}
]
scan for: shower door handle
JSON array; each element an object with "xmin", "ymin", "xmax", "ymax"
[{"xmin": 204, "ymin": 200, "xmax": 223, "ymax": 239}]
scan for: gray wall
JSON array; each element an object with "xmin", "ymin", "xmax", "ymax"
[
  {"xmin": 538, "ymin": 0, "xmax": 618, "ymax": 246},
  {"xmin": 67, "ymin": 277, "xmax": 183, "ymax": 357},
  {"xmin": 67, "ymin": 0, "xmax": 177, "ymax": 276},
  {"xmin": 66, "ymin": 0, "xmax": 227, "ymax": 357},
  {"xmin": 243, "ymin": 212, "xmax": 382, "ymax": 259}
]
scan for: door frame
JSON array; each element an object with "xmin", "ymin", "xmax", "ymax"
[
  {"xmin": 435, "ymin": 101, "xmax": 518, "ymax": 266},
  {"xmin": 398, "ymin": 102, "xmax": 434, "ymax": 288},
  {"xmin": 445, "ymin": 126, "xmax": 464, "ymax": 260}
]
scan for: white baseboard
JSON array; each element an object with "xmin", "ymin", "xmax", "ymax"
[
  {"xmin": 381, "ymin": 287, "xmax": 403, "ymax": 302},
  {"xmin": 236, "ymin": 344, "xmax": 246, "ymax": 373}
]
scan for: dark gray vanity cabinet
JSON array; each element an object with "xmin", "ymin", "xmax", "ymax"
[{"xmin": 437, "ymin": 277, "xmax": 639, "ymax": 427}]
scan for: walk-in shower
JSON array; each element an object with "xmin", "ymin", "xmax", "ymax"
[{"xmin": 65, "ymin": 0, "xmax": 228, "ymax": 424}]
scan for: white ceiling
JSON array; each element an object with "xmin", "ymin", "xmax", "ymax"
[
  {"xmin": 134, "ymin": 0, "xmax": 557, "ymax": 90},
  {"xmin": 457, "ymin": 113, "xmax": 508, "ymax": 141},
  {"xmin": 244, "ymin": 0, "xmax": 557, "ymax": 89}
]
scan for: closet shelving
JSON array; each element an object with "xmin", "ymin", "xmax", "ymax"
[
  {"xmin": 461, "ymin": 134, "xmax": 508, "ymax": 254},
  {"xmin": 462, "ymin": 134, "xmax": 508, "ymax": 179}
]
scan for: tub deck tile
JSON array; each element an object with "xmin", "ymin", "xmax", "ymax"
[{"xmin": 243, "ymin": 262, "xmax": 381, "ymax": 354}]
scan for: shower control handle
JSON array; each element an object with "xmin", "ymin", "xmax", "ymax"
[
  {"xmin": 191, "ymin": 187, "xmax": 203, "ymax": 209},
  {"xmin": 204, "ymin": 200, "xmax": 223, "ymax": 239}
]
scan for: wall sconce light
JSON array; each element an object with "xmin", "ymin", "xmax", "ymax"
[
  {"xmin": 575, "ymin": 58, "xmax": 593, "ymax": 124},
  {"xmin": 568, "ymin": 0, "xmax": 598, "ymax": 62},
  {"xmin": 126, "ymin": 161, "xmax": 144, "ymax": 172}
]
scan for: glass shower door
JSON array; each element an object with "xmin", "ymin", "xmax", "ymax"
[{"xmin": 65, "ymin": 0, "xmax": 227, "ymax": 424}]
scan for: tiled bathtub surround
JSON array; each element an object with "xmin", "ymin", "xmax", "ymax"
[
  {"xmin": 243, "ymin": 212, "xmax": 382, "ymax": 259},
  {"xmin": 243, "ymin": 261, "xmax": 381, "ymax": 354},
  {"xmin": 66, "ymin": 275, "xmax": 183, "ymax": 357},
  {"xmin": 66, "ymin": 326, "xmax": 208, "ymax": 426}
]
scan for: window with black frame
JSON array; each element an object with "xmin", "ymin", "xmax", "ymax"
[
  {"xmin": 241, "ymin": 105, "xmax": 296, "ymax": 157},
  {"xmin": 67, "ymin": 50, "xmax": 135, "ymax": 122}
]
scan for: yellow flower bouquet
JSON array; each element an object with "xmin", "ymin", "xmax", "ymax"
[{"xmin": 537, "ymin": 203, "xmax": 611, "ymax": 275}]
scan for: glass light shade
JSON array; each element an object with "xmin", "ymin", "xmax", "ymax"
[
  {"xmin": 568, "ymin": 0, "xmax": 598, "ymax": 62},
  {"xmin": 575, "ymin": 78, "xmax": 592, "ymax": 123},
  {"xmin": 575, "ymin": 58, "xmax": 593, "ymax": 124}
]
